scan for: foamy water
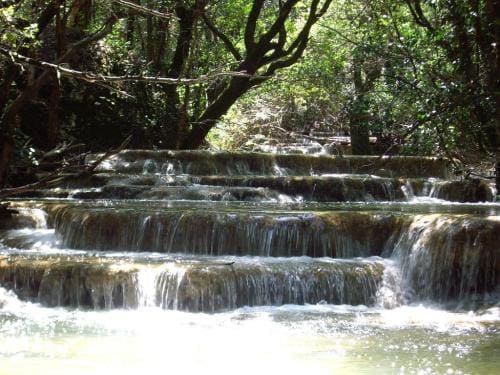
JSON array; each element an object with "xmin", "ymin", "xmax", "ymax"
[{"xmin": 1, "ymin": 288, "xmax": 498, "ymax": 375}]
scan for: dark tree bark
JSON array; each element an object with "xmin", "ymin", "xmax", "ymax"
[
  {"xmin": 349, "ymin": 53, "xmax": 382, "ymax": 155},
  {"xmin": 0, "ymin": 63, "xmax": 21, "ymax": 116},
  {"xmin": 46, "ymin": 75, "xmax": 61, "ymax": 149},
  {"xmin": 161, "ymin": 0, "xmax": 207, "ymax": 149},
  {"xmin": 350, "ymin": 111, "xmax": 371, "ymax": 155}
]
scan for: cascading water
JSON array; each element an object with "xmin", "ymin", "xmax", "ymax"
[{"xmin": 0, "ymin": 150, "xmax": 498, "ymax": 374}]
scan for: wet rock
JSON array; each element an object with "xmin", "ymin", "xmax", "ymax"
[
  {"xmin": 0, "ymin": 255, "xmax": 143, "ymax": 309},
  {"xmin": 0, "ymin": 254, "xmax": 385, "ymax": 312},
  {"xmin": 89, "ymin": 150, "xmax": 450, "ymax": 179},
  {"xmin": 45, "ymin": 203, "xmax": 409, "ymax": 257},
  {"xmin": 0, "ymin": 203, "xmax": 45, "ymax": 229},
  {"xmin": 99, "ymin": 185, "xmax": 149, "ymax": 199},
  {"xmin": 193, "ymin": 175, "xmax": 406, "ymax": 202},
  {"xmin": 393, "ymin": 215, "xmax": 500, "ymax": 307},
  {"xmin": 0, "ymin": 203, "xmax": 18, "ymax": 229},
  {"xmin": 431, "ymin": 178, "xmax": 494, "ymax": 202}
]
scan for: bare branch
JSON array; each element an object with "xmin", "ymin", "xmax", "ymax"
[
  {"xmin": 285, "ymin": 0, "xmax": 332, "ymax": 55},
  {"xmin": 111, "ymin": 0, "xmax": 178, "ymax": 20},
  {"xmin": 71, "ymin": 14, "xmax": 120, "ymax": 49},
  {"xmin": 257, "ymin": 0, "xmax": 299, "ymax": 51},
  {"xmin": 262, "ymin": 0, "xmax": 333, "ymax": 74},
  {"xmin": 0, "ymin": 46, "xmax": 252, "ymax": 86},
  {"xmin": 87, "ymin": 135, "xmax": 131, "ymax": 173},
  {"xmin": 0, "ymin": 136, "xmax": 131, "ymax": 199},
  {"xmin": 167, "ymin": 2, "xmax": 205, "ymax": 78},
  {"xmin": 274, "ymin": 1, "xmax": 288, "ymax": 52},
  {"xmin": 405, "ymin": 0, "xmax": 434, "ymax": 31}
]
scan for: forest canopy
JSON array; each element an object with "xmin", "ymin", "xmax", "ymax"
[{"xmin": 0, "ymin": 0, "xmax": 499, "ymax": 189}]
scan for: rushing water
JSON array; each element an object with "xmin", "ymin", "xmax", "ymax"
[
  {"xmin": 1, "ymin": 151, "xmax": 499, "ymax": 374},
  {"xmin": 1, "ymin": 202, "xmax": 498, "ymax": 374},
  {"xmin": 0, "ymin": 288, "xmax": 498, "ymax": 375}
]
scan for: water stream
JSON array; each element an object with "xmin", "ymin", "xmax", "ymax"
[{"xmin": 0, "ymin": 151, "xmax": 498, "ymax": 374}]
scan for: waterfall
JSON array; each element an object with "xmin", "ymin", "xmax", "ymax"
[
  {"xmin": 390, "ymin": 215, "xmax": 499, "ymax": 308},
  {"xmin": 1, "ymin": 150, "xmax": 498, "ymax": 314},
  {"xmin": 0, "ymin": 253, "xmax": 386, "ymax": 312}
]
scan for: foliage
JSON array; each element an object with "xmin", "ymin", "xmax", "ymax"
[
  {"xmin": 0, "ymin": 0, "xmax": 498, "ymax": 188},
  {"xmin": 215, "ymin": 0, "xmax": 499, "ymax": 180},
  {"xmin": 0, "ymin": 0, "xmax": 332, "ymax": 186}
]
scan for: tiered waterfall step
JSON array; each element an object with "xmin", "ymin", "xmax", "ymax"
[
  {"xmin": 19, "ymin": 150, "xmax": 493, "ymax": 202},
  {"xmin": 22, "ymin": 173, "xmax": 494, "ymax": 202},
  {"xmin": 0, "ymin": 150, "xmax": 498, "ymax": 313},
  {"xmin": 44, "ymin": 202, "xmax": 401, "ymax": 256},
  {"xmin": 2, "ymin": 200, "xmax": 499, "ymax": 310},
  {"xmin": 92, "ymin": 150, "xmax": 449, "ymax": 178},
  {"xmin": 0, "ymin": 252, "xmax": 385, "ymax": 312}
]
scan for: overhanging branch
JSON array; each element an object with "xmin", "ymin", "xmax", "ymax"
[
  {"xmin": 111, "ymin": 0, "xmax": 178, "ymax": 20},
  {"xmin": 0, "ymin": 46, "xmax": 252, "ymax": 86},
  {"xmin": 262, "ymin": 0, "xmax": 332, "ymax": 74}
]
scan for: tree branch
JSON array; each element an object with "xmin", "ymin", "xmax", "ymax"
[
  {"xmin": 36, "ymin": 1, "xmax": 57, "ymax": 36},
  {"xmin": 111, "ymin": 0, "xmax": 177, "ymax": 20},
  {"xmin": 167, "ymin": 2, "xmax": 200, "ymax": 78},
  {"xmin": 285, "ymin": 0, "xmax": 331, "ymax": 56},
  {"xmin": 0, "ymin": 136, "xmax": 131, "ymax": 199},
  {"xmin": 71, "ymin": 14, "xmax": 120, "ymax": 50},
  {"xmin": 0, "ymin": 47, "xmax": 252, "ymax": 86},
  {"xmin": 262, "ymin": 0, "xmax": 332, "ymax": 74},
  {"xmin": 202, "ymin": 12, "xmax": 242, "ymax": 61},
  {"xmin": 256, "ymin": 0, "xmax": 299, "ymax": 52},
  {"xmin": 405, "ymin": 0, "xmax": 434, "ymax": 31},
  {"xmin": 244, "ymin": 0, "xmax": 264, "ymax": 53}
]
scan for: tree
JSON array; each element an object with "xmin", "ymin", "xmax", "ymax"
[
  {"xmin": 0, "ymin": 0, "xmax": 333, "ymax": 187},
  {"xmin": 220, "ymin": 0, "xmax": 434, "ymax": 156},
  {"xmin": 156, "ymin": 0, "xmax": 333, "ymax": 149},
  {"xmin": 405, "ymin": 0, "xmax": 500, "ymax": 189},
  {"xmin": 0, "ymin": 0, "xmax": 122, "ymax": 186}
]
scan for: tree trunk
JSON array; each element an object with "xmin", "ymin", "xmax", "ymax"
[
  {"xmin": 0, "ymin": 135, "xmax": 14, "ymax": 187},
  {"xmin": 496, "ymin": 149, "xmax": 500, "ymax": 195},
  {"xmin": 162, "ymin": 85, "xmax": 183, "ymax": 149},
  {"xmin": 350, "ymin": 117, "xmax": 371, "ymax": 155},
  {"xmin": 487, "ymin": 0, "xmax": 500, "ymax": 193},
  {"xmin": 0, "ymin": 64, "xmax": 55, "ymax": 186},
  {"xmin": 182, "ymin": 77, "xmax": 252, "ymax": 149},
  {"xmin": 46, "ymin": 75, "xmax": 61, "ymax": 149},
  {"xmin": 0, "ymin": 64, "xmax": 20, "ymax": 114},
  {"xmin": 182, "ymin": 118, "xmax": 216, "ymax": 149},
  {"xmin": 349, "ymin": 95, "xmax": 371, "ymax": 155}
]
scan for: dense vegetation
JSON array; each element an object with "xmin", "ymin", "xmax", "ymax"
[{"xmin": 0, "ymin": 0, "xmax": 499, "ymax": 189}]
